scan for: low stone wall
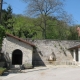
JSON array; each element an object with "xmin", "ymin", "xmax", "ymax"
[
  {"xmin": 30, "ymin": 40, "xmax": 80, "ymax": 66},
  {"xmin": 32, "ymin": 61, "xmax": 78, "ymax": 66}
]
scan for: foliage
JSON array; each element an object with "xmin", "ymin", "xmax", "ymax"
[
  {"xmin": 13, "ymin": 15, "xmax": 37, "ymax": 38},
  {"xmin": 1, "ymin": 4, "xmax": 79, "ymax": 40},
  {"xmin": 68, "ymin": 27, "xmax": 78, "ymax": 40},
  {"xmin": 0, "ymin": 25, "xmax": 5, "ymax": 46},
  {"xmin": 1, "ymin": 5, "xmax": 14, "ymax": 34},
  {"xmin": 23, "ymin": 29, "xmax": 37, "ymax": 38},
  {"xmin": 23, "ymin": 0, "xmax": 64, "ymax": 39},
  {"xmin": 0, "ymin": 67, "xmax": 6, "ymax": 76}
]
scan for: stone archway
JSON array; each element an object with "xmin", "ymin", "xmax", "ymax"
[{"xmin": 12, "ymin": 49, "xmax": 23, "ymax": 65}]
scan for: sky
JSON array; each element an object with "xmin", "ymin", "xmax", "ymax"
[
  {"xmin": 64, "ymin": 0, "xmax": 80, "ymax": 25},
  {"xmin": 2, "ymin": 0, "xmax": 80, "ymax": 25},
  {"xmin": 2, "ymin": 0, "xmax": 26, "ymax": 14}
]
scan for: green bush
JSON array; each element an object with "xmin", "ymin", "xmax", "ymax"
[{"xmin": 0, "ymin": 67, "xmax": 6, "ymax": 76}]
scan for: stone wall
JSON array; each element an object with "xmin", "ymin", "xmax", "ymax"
[
  {"xmin": 1, "ymin": 36, "xmax": 33, "ymax": 68},
  {"xmin": 2, "ymin": 37, "xmax": 80, "ymax": 67},
  {"xmin": 30, "ymin": 40, "xmax": 80, "ymax": 66}
]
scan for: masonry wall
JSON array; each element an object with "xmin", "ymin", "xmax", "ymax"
[
  {"xmin": 2, "ymin": 37, "xmax": 80, "ymax": 67},
  {"xmin": 31, "ymin": 40, "xmax": 80, "ymax": 66},
  {"xmin": 2, "ymin": 37, "xmax": 33, "ymax": 68}
]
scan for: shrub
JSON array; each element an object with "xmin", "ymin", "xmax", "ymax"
[{"xmin": 0, "ymin": 67, "xmax": 6, "ymax": 76}]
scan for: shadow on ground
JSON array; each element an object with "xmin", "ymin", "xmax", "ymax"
[{"xmin": 2, "ymin": 72, "xmax": 9, "ymax": 76}]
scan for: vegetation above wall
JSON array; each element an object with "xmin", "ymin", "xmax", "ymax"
[{"xmin": 0, "ymin": 2, "xmax": 79, "ymax": 46}]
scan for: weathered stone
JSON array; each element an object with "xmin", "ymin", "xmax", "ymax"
[
  {"xmin": 2, "ymin": 34, "xmax": 80, "ymax": 67},
  {"xmin": 23, "ymin": 63, "xmax": 33, "ymax": 69},
  {"xmin": 30, "ymin": 40, "xmax": 80, "ymax": 65},
  {"xmin": 1, "ymin": 36, "xmax": 33, "ymax": 69}
]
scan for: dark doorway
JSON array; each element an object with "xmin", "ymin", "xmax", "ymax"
[{"xmin": 12, "ymin": 49, "xmax": 23, "ymax": 65}]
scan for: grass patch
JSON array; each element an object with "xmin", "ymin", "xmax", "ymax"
[{"xmin": 0, "ymin": 67, "xmax": 6, "ymax": 76}]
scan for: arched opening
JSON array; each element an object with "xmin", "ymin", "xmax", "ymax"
[{"xmin": 12, "ymin": 49, "xmax": 23, "ymax": 65}]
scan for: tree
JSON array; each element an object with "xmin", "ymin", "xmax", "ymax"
[
  {"xmin": 13, "ymin": 15, "xmax": 37, "ymax": 38},
  {"xmin": 1, "ymin": 5, "xmax": 14, "ymax": 32},
  {"xmin": 23, "ymin": 29, "xmax": 37, "ymax": 38},
  {"xmin": 23, "ymin": 0, "xmax": 64, "ymax": 39},
  {"xmin": 0, "ymin": 25, "xmax": 5, "ymax": 47},
  {"xmin": 0, "ymin": 0, "xmax": 3, "ymax": 24},
  {"xmin": 68, "ymin": 26, "xmax": 78, "ymax": 40}
]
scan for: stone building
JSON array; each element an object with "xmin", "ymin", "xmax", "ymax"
[
  {"xmin": 69, "ymin": 44, "xmax": 80, "ymax": 65},
  {"xmin": 1, "ymin": 34, "xmax": 35, "ymax": 69},
  {"xmin": 1, "ymin": 34, "xmax": 80, "ymax": 69}
]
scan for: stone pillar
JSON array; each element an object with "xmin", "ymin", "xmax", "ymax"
[
  {"xmin": 78, "ymin": 48, "xmax": 80, "ymax": 63},
  {"xmin": 73, "ymin": 49, "xmax": 76, "ymax": 61}
]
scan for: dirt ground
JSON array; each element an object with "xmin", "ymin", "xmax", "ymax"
[{"xmin": 1, "ymin": 66, "xmax": 80, "ymax": 80}]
